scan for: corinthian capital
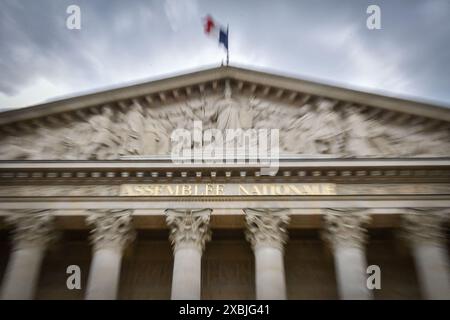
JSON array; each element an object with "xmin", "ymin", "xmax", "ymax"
[
  {"xmin": 244, "ymin": 208, "xmax": 290, "ymax": 250},
  {"xmin": 86, "ymin": 209, "xmax": 136, "ymax": 251},
  {"xmin": 322, "ymin": 208, "xmax": 371, "ymax": 249},
  {"xmin": 165, "ymin": 209, "xmax": 212, "ymax": 252},
  {"xmin": 402, "ymin": 208, "xmax": 448, "ymax": 246},
  {"xmin": 6, "ymin": 209, "xmax": 56, "ymax": 250}
]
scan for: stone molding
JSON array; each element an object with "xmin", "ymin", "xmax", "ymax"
[
  {"xmin": 401, "ymin": 208, "xmax": 449, "ymax": 246},
  {"xmin": 322, "ymin": 208, "xmax": 371, "ymax": 249},
  {"xmin": 1, "ymin": 159, "xmax": 449, "ymax": 186},
  {"xmin": 86, "ymin": 209, "xmax": 136, "ymax": 251},
  {"xmin": 6, "ymin": 209, "xmax": 56, "ymax": 250},
  {"xmin": 244, "ymin": 208, "xmax": 290, "ymax": 250},
  {"xmin": 165, "ymin": 208, "xmax": 212, "ymax": 252}
]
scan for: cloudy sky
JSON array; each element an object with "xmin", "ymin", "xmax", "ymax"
[{"xmin": 1, "ymin": 0, "xmax": 450, "ymax": 110}]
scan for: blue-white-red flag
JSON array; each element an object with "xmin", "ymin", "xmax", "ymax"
[{"xmin": 204, "ymin": 15, "xmax": 229, "ymax": 64}]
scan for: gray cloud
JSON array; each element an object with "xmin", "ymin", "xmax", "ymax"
[{"xmin": 1, "ymin": 0, "xmax": 449, "ymax": 109}]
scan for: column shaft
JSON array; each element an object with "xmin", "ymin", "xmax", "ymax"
[
  {"xmin": 413, "ymin": 244, "xmax": 450, "ymax": 299},
  {"xmin": 171, "ymin": 245, "xmax": 202, "ymax": 300},
  {"xmin": 165, "ymin": 208, "xmax": 212, "ymax": 300},
  {"xmin": 323, "ymin": 209, "xmax": 372, "ymax": 300},
  {"xmin": 334, "ymin": 246, "xmax": 371, "ymax": 300},
  {"xmin": 1, "ymin": 247, "xmax": 45, "ymax": 300},
  {"xmin": 86, "ymin": 247, "xmax": 123, "ymax": 300},
  {"xmin": 403, "ymin": 210, "xmax": 450, "ymax": 299},
  {"xmin": 245, "ymin": 208, "xmax": 290, "ymax": 300},
  {"xmin": 0, "ymin": 210, "xmax": 54, "ymax": 300},
  {"xmin": 254, "ymin": 245, "xmax": 286, "ymax": 300},
  {"xmin": 85, "ymin": 209, "xmax": 135, "ymax": 300}
]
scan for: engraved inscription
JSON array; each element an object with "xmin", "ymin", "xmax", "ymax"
[{"xmin": 120, "ymin": 183, "xmax": 337, "ymax": 196}]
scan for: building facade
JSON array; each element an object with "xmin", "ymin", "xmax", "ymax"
[{"xmin": 0, "ymin": 66, "xmax": 449, "ymax": 299}]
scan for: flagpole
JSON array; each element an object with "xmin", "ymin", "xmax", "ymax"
[{"xmin": 226, "ymin": 24, "xmax": 229, "ymax": 66}]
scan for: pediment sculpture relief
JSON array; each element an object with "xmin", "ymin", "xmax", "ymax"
[{"xmin": 0, "ymin": 91, "xmax": 449, "ymax": 160}]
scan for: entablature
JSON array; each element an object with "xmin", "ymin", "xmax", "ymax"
[{"xmin": 1, "ymin": 157, "xmax": 449, "ymax": 184}]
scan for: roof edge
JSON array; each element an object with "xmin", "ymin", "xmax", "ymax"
[{"xmin": 1, "ymin": 65, "xmax": 449, "ymax": 125}]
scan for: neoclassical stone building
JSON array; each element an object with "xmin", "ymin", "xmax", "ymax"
[{"xmin": 0, "ymin": 66, "xmax": 449, "ymax": 300}]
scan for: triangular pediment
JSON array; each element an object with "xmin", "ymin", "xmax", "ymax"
[{"xmin": 0, "ymin": 66, "xmax": 449, "ymax": 160}]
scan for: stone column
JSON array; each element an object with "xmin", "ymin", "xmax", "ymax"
[
  {"xmin": 402, "ymin": 209, "xmax": 450, "ymax": 300},
  {"xmin": 165, "ymin": 208, "xmax": 212, "ymax": 300},
  {"xmin": 85, "ymin": 209, "xmax": 135, "ymax": 300},
  {"xmin": 1, "ymin": 210, "xmax": 55, "ymax": 300},
  {"xmin": 245, "ymin": 208, "xmax": 290, "ymax": 300},
  {"xmin": 323, "ymin": 209, "xmax": 372, "ymax": 300}
]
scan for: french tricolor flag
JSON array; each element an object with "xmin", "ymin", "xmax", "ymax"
[{"xmin": 204, "ymin": 15, "xmax": 228, "ymax": 52}]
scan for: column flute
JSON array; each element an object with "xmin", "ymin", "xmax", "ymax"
[
  {"xmin": 402, "ymin": 208, "xmax": 450, "ymax": 300},
  {"xmin": 322, "ymin": 209, "xmax": 373, "ymax": 300},
  {"xmin": 166, "ymin": 208, "xmax": 212, "ymax": 300},
  {"xmin": 245, "ymin": 208, "xmax": 290, "ymax": 300},
  {"xmin": 85, "ymin": 209, "xmax": 135, "ymax": 300},
  {"xmin": 1, "ymin": 210, "xmax": 55, "ymax": 300}
]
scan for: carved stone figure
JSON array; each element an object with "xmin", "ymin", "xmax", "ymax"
[
  {"xmin": 121, "ymin": 102, "xmax": 146, "ymax": 155},
  {"xmin": 142, "ymin": 116, "xmax": 170, "ymax": 155},
  {"xmin": 0, "ymin": 87, "xmax": 449, "ymax": 160},
  {"xmin": 83, "ymin": 106, "xmax": 120, "ymax": 159},
  {"xmin": 0, "ymin": 136, "xmax": 33, "ymax": 160},
  {"xmin": 69, "ymin": 120, "xmax": 97, "ymax": 159},
  {"xmin": 238, "ymin": 96, "xmax": 256, "ymax": 129},
  {"xmin": 213, "ymin": 81, "xmax": 242, "ymax": 131},
  {"xmin": 343, "ymin": 106, "xmax": 381, "ymax": 156},
  {"xmin": 310, "ymin": 99, "xmax": 344, "ymax": 155},
  {"xmin": 157, "ymin": 110, "xmax": 177, "ymax": 132},
  {"xmin": 282, "ymin": 104, "xmax": 316, "ymax": 154},
  {"xmin": 184, "ymin": 95, "xmax": 211, "ymax": 126}
]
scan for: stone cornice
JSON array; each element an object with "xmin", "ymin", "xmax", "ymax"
[
  {"xmin": 0, "ymin": 65, "xmax": 449, "ymax": 129},
  {"xmin": 0, "ymin": 158, "xmax": 449, "ymax": 184},
  {"xmin": 0, "ymin": 66, "xmax": 227, "ymax": 126}
]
